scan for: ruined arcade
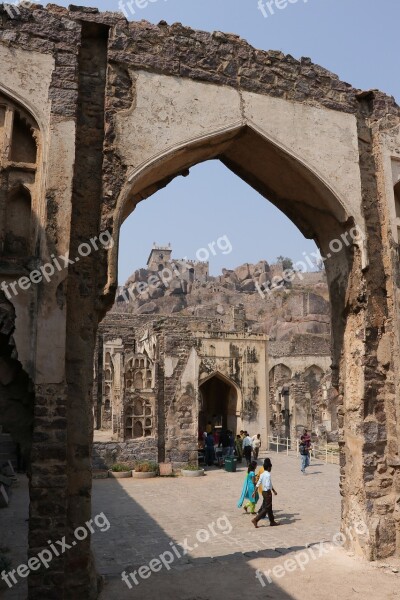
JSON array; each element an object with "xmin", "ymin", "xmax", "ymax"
[{"xmin": 0, "ymin": 3, "xmax": 400, "ymax": 598}]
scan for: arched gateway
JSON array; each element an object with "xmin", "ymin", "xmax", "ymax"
[{"xmin": 0, "ymin": 4, "xmax": 400, "ymax": 597}]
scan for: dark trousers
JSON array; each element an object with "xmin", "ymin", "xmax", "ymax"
[
  {"xmin": 243, "ymin": 446, "xmax": 252, "ymax": 465},
  {"xmin": 255, "ymin": 490, "xmax": 275, "ymax": 524},
  {"xmin": 205, "ymin": 447, "xmax": 214, "ymax": 466}
]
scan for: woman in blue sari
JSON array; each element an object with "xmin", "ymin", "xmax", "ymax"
[{"xmin": 237, "ymin": 460, "xmax": 259, "ymax": 514}]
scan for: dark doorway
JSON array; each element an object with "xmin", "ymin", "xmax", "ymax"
[{"xmin": 199, "ymin": 374, "xmax": 238, "ymax": 434}]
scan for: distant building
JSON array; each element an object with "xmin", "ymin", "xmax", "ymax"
[
  {"xmin": 147, "ymin": 243, "xmax": 172, "ymax": 271},
  {"xmin": 92, "ymin": 247, "xmax": 337, "ymax": 469}
]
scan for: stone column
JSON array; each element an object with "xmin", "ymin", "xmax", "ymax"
[{"xmin": 338, "ymin": 96, "xmax": 400, "ymax": 559}]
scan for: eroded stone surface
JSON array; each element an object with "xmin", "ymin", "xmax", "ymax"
[{"xmin": 0, "ymin": 5, "xmax": 399, "ymax": 598}]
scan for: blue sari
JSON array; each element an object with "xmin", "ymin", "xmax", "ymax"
[{"xmin": 237, "ymin": 471, "xmax": 259, "ymax": 507}]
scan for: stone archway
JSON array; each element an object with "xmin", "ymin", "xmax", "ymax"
[
  {"xmin": 199, "ymin": 371, "xmax": 241, "ymax": 436},
  {"xmin": 105, "ymin": 110, "xmax": 397, "ymax": 565},
  {"xmin": 0, "ymin": 6, "xmax": 400, "ymax": 598}
]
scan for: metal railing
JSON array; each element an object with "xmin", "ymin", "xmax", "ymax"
[{"xmin": 266, "ymin": 436, "xmax": 340, "ymax": 464}]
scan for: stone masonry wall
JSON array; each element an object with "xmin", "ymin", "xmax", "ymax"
[
  {"xmin": 92, "ymin": 439, "xmax": 157, "ymax": 469},
  {"xmin": 1, "ymin": 6, "xmax": 400, "ymax": 598}
]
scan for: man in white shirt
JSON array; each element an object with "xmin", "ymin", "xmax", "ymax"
[
  {"xmin": 242, "ymin": 432, "xmax": 253, "ymax": 466},
  {"xmin": 251, "ymin": 458, "xmax": 279, "ymax": 528},
  {"xmin": 252, "ymin": 433, "xmax": 261, "ymax": 459}
]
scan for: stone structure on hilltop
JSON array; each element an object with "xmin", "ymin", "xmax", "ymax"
[
  {"xmin": 1, "ymin": 5, "xmax": 400, "ymax": 595},
  {"xmin": 92, "ymin": 247, "xmax": 336, "ymax": 468}
]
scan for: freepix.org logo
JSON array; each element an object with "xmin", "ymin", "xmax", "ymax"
[{"xmin": 257, "ymin": 0, "xmax": 309, "ymax": 19}]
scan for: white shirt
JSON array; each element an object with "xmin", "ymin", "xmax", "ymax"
[
  {"xmin": 258, "ymin": 470, "xmax": 273, "ymax": 492},
  {"xmin": 243, "ymin": 436, "xmax": 252, "ymax": 448}
]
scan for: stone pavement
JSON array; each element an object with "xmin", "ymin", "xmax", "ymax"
[
  {"xmin": 0, "ymin": 453, "xmax": 345, "ymax": 599},
  {"xmin": 91, "ymin": 453, "xmax": 340, "ymax": 577},
  {"xmin": 99, "ymin": 545, "xmax": 400, "ymax": 600}
]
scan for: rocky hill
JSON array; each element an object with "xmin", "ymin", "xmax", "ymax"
[{"xmin": 112, "ymin": 258, "xmax": 330, "ymax": 342}]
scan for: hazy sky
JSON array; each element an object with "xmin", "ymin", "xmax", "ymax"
[{"xmin": 55, "ymin": 0, "xmax": 400, "ymax": 282}]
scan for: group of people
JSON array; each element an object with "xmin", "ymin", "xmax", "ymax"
[
  {"xmin": 202, "ymin": 428, "xmax": 236, "ymax": 466},
  {"xmin": 237, "ymin": 457, "xmax": 279, "ymax": 528},
  {"xmin": 237, "ymin": 428, "xmax": 313, "ymax": 529},
  {"xmin": 237, "ymin": 431, "xmax": 262, "ymax": 465},
  {"xmin": 200, "ymin": 424, "xmax": 262, "ymax": 468}
]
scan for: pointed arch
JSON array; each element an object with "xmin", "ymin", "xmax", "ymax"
[{"xmin": 106, "ymin": 122, "xmax": 364, "ymax": 295}]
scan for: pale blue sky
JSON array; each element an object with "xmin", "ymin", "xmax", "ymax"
[{"xmin": 55, "ymin": 0, "xmax": 400, "ymax": 282}]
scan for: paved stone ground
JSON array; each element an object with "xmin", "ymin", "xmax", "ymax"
[
  {"xmin": 3, "ymin": 453, "xmax": 399, "ymax": 599},
  {"xmin": 92, "ymin": 453, "xmax": 341, "ymax": 577},
  {"xmin": 99, "ymin": 546, "xmax": 400, "ymax": 600}
]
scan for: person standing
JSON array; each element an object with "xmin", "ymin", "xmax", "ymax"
[
  {"xmin": 237, "ymin": 460, "xmax": 259, "ymax": 514},
  {"xmin": 251, "ymin": 458, "xmax": 279, "ymax": 528},
  {"xmin": 299, "ymin": 433, "xmax": 310, "ymax": 474},
  {"xmin": 301, "ymin": 429, "xmax": 312, "ymax": 464},
  {"xmin": 235, "ymin": 434, "xmax": 243, "ymax": 463},
  {"xmin": 219, "ymin": 429, "xmax": 230, "ymax": 459},
  {"xmin": 205, "ymin": 431, "xmax": 215, "ymax": 466},
  {"xmin": 242, "ymin": 432, "xmax": 253, "ymax": 466},
  {"xmin": 252, "ymin": 433, "xmax": 261, "ymax": 460},
  {"xmin": 227, "ymin": 430, "xmax": 235, "ymax": 457},
  {"xmin": 255, "ymin": 457, "xmax": 269, "ymax": 497}
]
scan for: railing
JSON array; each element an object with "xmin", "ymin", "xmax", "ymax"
[
  {"xmin": 266, "ymin": 436, "xmax": 340, "ymax": 465},
  {"xmin": 311, "ymin": 443, "xmax": 340, "ymax": 465},
  {"xmin": 266, "ymin": 436, "xmax": 293, "ymax": 455}
]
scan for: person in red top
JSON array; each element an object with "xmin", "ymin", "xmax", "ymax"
[{"xmin": 301, "ymin": 429, "xmax": 311, "ymax": 449}]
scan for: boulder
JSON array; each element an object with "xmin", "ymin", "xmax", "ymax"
[
  {"xmin": 137, "ymin": 302, "xmax": 157, "ymax": 315},
  {"xmin": 253, "ymin": 260, "xmax": 270, "ymax": 276},
  {"xmin": 234, "ymin": 263, "xmax": 251, "ymax": 282},
  {"xmin": 258, "ymin": 272, "xmax": 271, "ymax": 286},
  {"xmin": 171, "ymin": 303, "xmax": 184, "ymax": 314},
  {"xmin": 148, "ymin": 287, "xmax": 164, "ymax": 300},
  {"xmin": 166, "ymin": 280, "xmax": 184, "ymax": 296},
  {"xmin": 240, "ymin": 279, "xmax": 256, "ymax": 292}
]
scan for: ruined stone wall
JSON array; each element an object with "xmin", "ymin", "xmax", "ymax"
[
  {"xmin": 1, "ymin": 5, "xmax": 400, "ymax": 597},
  {"xmin": 92, "ymin": 439, "xmax": 157, "ymax": 469},
  {"xmin": 269, "ymin": 334, "xmax": 330, "ymax": 358}
]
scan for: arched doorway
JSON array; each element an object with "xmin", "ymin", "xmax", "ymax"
[
  {"xmin": 104, "ymin": 118, "xmax": 368, "ymax": 560},
  {"xmin": 199, "ymin": 372, "xmax": 239, "ymax": 435},
  {"xmin": 3, "ymin": 14, "xmax": 400, "ymax": 596}
]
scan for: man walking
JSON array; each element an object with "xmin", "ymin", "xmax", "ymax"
[
  {"xmin": 251, "ymin": 458, "xmax": 279, "ymax": 528},
  {"xmin": 242, "ymin": 432, "xmax": 253, "ymax": 466},
  {"xmin": 252, "ymin": 433, "xmax": 261, "ymax": 460}
]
